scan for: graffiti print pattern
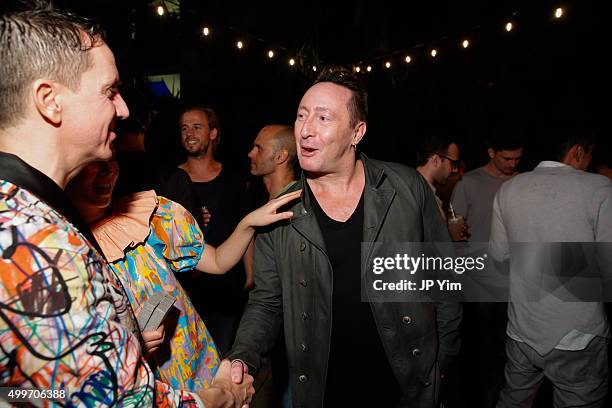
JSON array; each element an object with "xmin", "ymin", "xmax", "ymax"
[{"xmin": 0, "ymin": 180, "xmax": 199, "ymax": 407}]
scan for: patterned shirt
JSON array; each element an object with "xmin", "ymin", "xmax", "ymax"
[
  {"xmin": 93, "ymin": 193, "xmax": 220, "ymax": 393},
  {"xmin": 1, "ymin": 166, "xmax": 201, "ymax": 407}
]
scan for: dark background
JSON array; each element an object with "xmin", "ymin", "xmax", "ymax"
[{"xmin": 26, "ymin": 0, "xmax": 611, "ymax": 172}]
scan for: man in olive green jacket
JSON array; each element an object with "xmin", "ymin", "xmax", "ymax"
[{"xmin": 229, "ymin": 66, "xmax": 461, "ymax": 408}]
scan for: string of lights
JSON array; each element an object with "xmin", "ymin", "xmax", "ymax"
[{"xmin": 152, "ymin": 3, "xmax": 568, "ymax": 75}]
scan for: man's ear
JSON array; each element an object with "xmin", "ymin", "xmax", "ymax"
[
  {"xmin": 487, "ymin": 148, "xmax": 495, "ymax": 159},
  {"xmin": 32, "ymin": 79, "xmax": 62, "ymax": 125},
  {"xmin": 352, "ymin": 121, "xmax": 367, "ymax": 146},
  {"xmin": 562, "ymin": 144, "xmax": 580, "ymax": 167},
  {"xmin": 210, "ymin": 127, "xmax": 218, "ymax": 141},
  {"xmin": 430, "ymin": 154, "xmax": 441, "ymax": 167},
  {"xmin": 575, "ymin": 145, "xmax": 586, "ymax": 162},
  {"xmin": 275, "ymin": 148, "xmax": 289, "ymax": 164}
]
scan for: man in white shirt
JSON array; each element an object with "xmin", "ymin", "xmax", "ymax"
[{"xmin": 490, "ymin": 129, "xmax": 611, "ymax": 407}]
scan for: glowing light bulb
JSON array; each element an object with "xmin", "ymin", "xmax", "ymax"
[
  {"xmin": 554, "ymin": 7, "xmax": 564, "ymax": 19},
  {"xmin": 355, "ymin": 66, "xmax": 361, "ymax": 73},
  {"xmin": 202, "ymin": 27, "xmax": 210, "ymax": 36},
  {"xmin": 430, "ymin": 49, "xmax": 438, "ymax": 58},
  {"xmin": 505, "ymin": 22, "xmax": 513, "ymax": 32},
  {"xmin": 312, "ymin": 65, "xmax": 317, "ymax": 72},
  {"xmin": 385, "ymin": 61, "xmax": 391, "ymax": 68},
  {"xmin": 236, "ymin": 41, "xmax": 243, "ymax": 49},
  {"xmin": 156, "ymin": 5, "xmax": 164, "ymax": 16},
  {"xmin": 289, "ymin": 58, "xmax": 295, "ymax": 66},
  {"xmin": 267, "ymin": 50, "xmax": 274, "ymax": 58},
  {"xmin": 462, "ymin": 39, "xmax": 469, "ymax": 48},
  {"xmin": 405, "ymin": 55, "xmax": 412, "ymax": 63},
  {"xmin": 366, "ymin": 65, "xmax": 372, "ymax": 72}
]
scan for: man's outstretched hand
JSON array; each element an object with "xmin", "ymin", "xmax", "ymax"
[{"xmin": 200, "ymin": 359, "xmax": 254, "ymax": 408}]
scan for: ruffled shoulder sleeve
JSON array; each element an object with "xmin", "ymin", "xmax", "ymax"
[
  {"xmin": 92, "ymin": 190, "xmax": 157, "ymax": 262},
  {"xmin": 148, "ymin": 196, "xmax": 205, "ymax": 273}
]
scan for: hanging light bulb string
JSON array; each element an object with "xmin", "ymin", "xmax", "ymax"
[{"xmin": 151, "ymin": 3, "xmax": 568, "ymax": 73}]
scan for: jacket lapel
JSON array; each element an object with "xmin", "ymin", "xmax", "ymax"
[{"xmin": 361, "ymin": 155, "xmax": 396, "ymax": 271}]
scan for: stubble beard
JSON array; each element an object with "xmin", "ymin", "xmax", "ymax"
[
  {"xmin": 251, "ymin": 163, "xmax": 273, "ymax": 177},
  {"xmin": 185, "ymin": 142, "xmax": 210, "ymax": 158}
]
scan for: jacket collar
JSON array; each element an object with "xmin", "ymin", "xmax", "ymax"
[
  {"xmin": 0, "ymin": 151, "xmax": 102, "ymax": 254},
  {"xmin": 289, "ymin": 154, "xmax": 396, "ymax": 253},
  {"xmin": 361, "ymin": 155, "xmax": 396, "ymax": 243}
]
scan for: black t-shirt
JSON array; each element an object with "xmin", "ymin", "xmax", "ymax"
[
  {"xmin": 309, "ymin": 185, "xmax": 401, "ymax": 407},
  {"xmin": 191, "ymin": 166, "xmax": 249, "ymax": 247},
  {"xmin": 186, "ymin": 166, "xmax": 249, "ymax": 310}
]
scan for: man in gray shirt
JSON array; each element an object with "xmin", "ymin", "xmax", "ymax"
[
  {"xmin": 451, "ymin": 132, "xmax": 523, "ymax": 242},
  {"xmin": 490, "ymin": 129, "xmax": 611, "ymax": 407}
]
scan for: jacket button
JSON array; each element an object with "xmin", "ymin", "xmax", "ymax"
[
  {"xmin": 402, "ymin": 315, "xmax": 412, "ymax": 324},
  {"xmin": 299, "ymin": 374, "xmax": 308, "ymax": 383},
  {"xmin": 299, "ymin": 241, "xmax": 306, "ymax": 251},
  {"xmin": 423, "ymin": 380, "xmax": 431, "ymax": 387},
  {"xmin": 300, "ymin": 343, "xmax": 307, "ymax": 352},
  {"xmin": 301, "ymin": 312, "xmax": 308, "ymax": 320},
  {"xmin": 412, "ymin": 348, "xmax": 422, "ymax": 357},
  {"xmin": 299, "ymin": 279, "xmax": 307, "ymax": 287}
]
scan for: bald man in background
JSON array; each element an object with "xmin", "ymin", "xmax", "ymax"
[
  {"xmin": 243, "ymin": 125, "xmax": 297, "ymax": 290},
  {"xmin": 248, "ymin": 125, "xmax": 298, "ymax": 199}
]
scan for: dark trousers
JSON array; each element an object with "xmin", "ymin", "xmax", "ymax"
[{"xmin": 497, "ymin": 337, "xmax": 608, "ymax": 408}]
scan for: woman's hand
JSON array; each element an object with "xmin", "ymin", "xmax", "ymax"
[
  {"xmin": 195, "ymin": 190, "xmax": 301, "ymax": 276},
  {"xmin": 142, "ymin": 324, "xmax": 165, "ymax": 358},
  {"xmin": 241, "ymin": 190, "xmax": 301, "ymax": 228}
]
